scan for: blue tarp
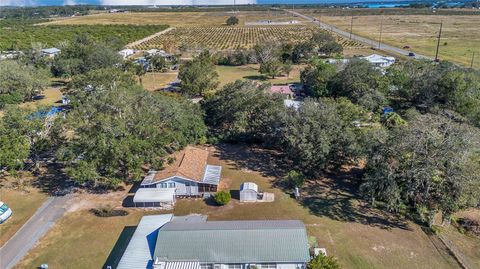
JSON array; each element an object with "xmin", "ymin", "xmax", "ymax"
[{"xmin": 30, "ymin": 107, "xmax": 65, "ymax": 119}]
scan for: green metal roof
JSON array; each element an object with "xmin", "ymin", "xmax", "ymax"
[{"xmin": 154, "ymin": 220, "xmax": 310, "ymax": 264}]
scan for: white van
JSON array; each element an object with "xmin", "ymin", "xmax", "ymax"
[{"xmin": 0, "ymin": 201, "xmax": 13, "ymax": 224}]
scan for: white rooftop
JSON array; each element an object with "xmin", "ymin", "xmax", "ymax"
[
  {"xmin": 240, "ymin": 182, "xmax": 258, "ymax": 192},
  {"xmin": 133, "ymin": 188, "xmax": 176, "ymax": 203},
  {"xmin": 362, "ymin": 54, "xmax": 395, "ymax": 64},
  {"xmin": 116, "ymin": 214, "xmax": 173, "ymax": 269},
  {"xmin": 41, "ymin": 48, "xmax": 61, "ymax": 54}
]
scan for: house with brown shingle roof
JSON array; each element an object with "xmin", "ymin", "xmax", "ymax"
[{"xmin": 139, "ymin": 146, "xmax": 222, "ymax": 197}]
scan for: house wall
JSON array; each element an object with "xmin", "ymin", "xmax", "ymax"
[
  {"xmin": 142, "ymin": 177, "xmax": 218, "ymax": 196},
  {"xmin": 209, "ymin": 263, "xmax": 305, "ymax": 269},
  {"xmin": 152, "ymin": 177, "xmax": 199, "ymax": 196}
]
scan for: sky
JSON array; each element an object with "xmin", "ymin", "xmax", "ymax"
[{"xmin": 0, "ymin": 0, "xmax": 409, "ymax": 6}]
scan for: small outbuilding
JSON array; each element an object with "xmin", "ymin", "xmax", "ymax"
[
  {"xmin": 41, "ymin": 48, "xmax": 61, "ymax": 58},
  {"xmin": 240, "ymin": 182, "xmax": 258, "ymax": 202}
]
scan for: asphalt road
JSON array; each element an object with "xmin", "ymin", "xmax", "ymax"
[
  {"xmin": 283, "ymin": 9, "xmax": 431, "ymax": 60},
  {"xmin": 0, "ymin": 194, "xmax": 72, "ymax": 269}
]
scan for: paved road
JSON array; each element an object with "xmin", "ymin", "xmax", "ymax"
[
  {"xmin": 0, "ymin": 194, "xmax": 72, "ymax": 269},
  {"xmin": 283, "ymin": 9, "xmax": 431, "ymax": 60}
]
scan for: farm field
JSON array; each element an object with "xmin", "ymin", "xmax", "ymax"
[
  {"xmin": 15, "ymin": 145, "xmax": 463, "ymax": 269},
  {"xmin": 134, "ymin": 26, "xmax": 363, "ymax": 51},
  {"xmin": 308, "ymin": 14, "xmax": 480, "ymax": 68},
  {"xmin": 216, "ymin": 64, "xmax": 302, "ymax": 87},
  {"xmin": 0, "ymin": 23, "xmax": 167, "ymax": 51},
  {"xmin": 42, "ymin": 10, "xmax": 308, "ymax": 27},
  {"xmin": 0, "ymin": 186, "xmax": 49, "ymax": 247}
]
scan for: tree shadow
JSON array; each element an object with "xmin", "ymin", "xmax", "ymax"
[
  {"xmin": 31, "ymin": 163, "xmax": 74, "ymax": 196},
  {"xmin": 243, "ymin": 75, "xmax": 269, "ymax": 81},
  {"xmin": 214, "ymin": 144, "xmax": 411, "ymax": 230},
  {"xmin": 214, "ymin": 143, "xmax": 290, "ymax": 179},
  {"xmin": 102, "ymin": 226, "xmax": 137, "ymax": 269},
  {"xmin": 299, "ymin": 169, "xmax": 411, "ymax": 230}
]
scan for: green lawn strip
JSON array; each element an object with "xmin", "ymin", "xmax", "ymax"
[{"xmin": 0, "ymin": 187, "xmax": 49, "ymax": 247}]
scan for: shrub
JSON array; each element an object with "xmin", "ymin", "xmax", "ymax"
[
  {"xmin": 226, "ymin": 16, "xmax": 239, "ymax": 26},
  {"xmin": 286, "ymin": 170, "xmax": 306, "ymax": 188},
  {"xmin": 307, "ymin": 253, "xmax": 342, "ymax": 269},
  {"xmin": 214, "ymin": 190, "xmax": 231, "ymax": 205},
  {"xmin": 91, "ymin": 205, "xmax": 128, "ymax": 217}
]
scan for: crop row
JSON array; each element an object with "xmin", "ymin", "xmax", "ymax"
[{"xmin": 134, "ymin": 26, "xmax": 364, "ymax": 51}]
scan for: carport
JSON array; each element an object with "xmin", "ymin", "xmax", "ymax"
[{"xmin": 133, "ymin": 188, "xmax": 176, "ymax": 207}]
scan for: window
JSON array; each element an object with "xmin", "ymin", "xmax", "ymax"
[
  {"xmin": 200, "ymin": 264, "xmax": 213, "ymax": 269},
  {"xmin": 260, "ymin": 264, "xmax": 276, "ymax": 269},
  {"xmin": 228, "ymin": 264, "xmax": 242, "ymax": 269},
  {"xmin": 160, "ymin": 183, "xmax": 168, "ymax": 188},
  {"xmin": 168, "ymin": 182, "xmax": 176, "ymax": 188}
]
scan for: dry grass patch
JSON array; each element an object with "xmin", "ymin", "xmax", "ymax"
[
  {"xmin": 141, "ymin": 72, "xmax": 178, "ymax": 91},
  {"xmin": 0, "ymin": 186, "xmax": 48, "ymax": 247},
  {"xmin": 314, "ymin": 15, "xmax": 480, "ymax": 68},
  {"xmin": 216, "ymin": 64, "xmax": 302, "ymax": 87},
  {"xmin": 42, "ymin": 10, "xmax": 308, "ymax": 27}
]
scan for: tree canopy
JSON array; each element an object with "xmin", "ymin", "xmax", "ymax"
[
  {"xmin": 0, "ymin": 61, "xmax": 49, "ymax": 108},
  {"xmin": 55, "ymin": 72, "xmax": 207, "ymax": 188},
  {"xmin": 361, "ymin": 113, "xmax": 480, "ymax": 225},
  {"xmin": 203, "ymin": 80, "xmax": 284, "ymax": 143},
  {"xmin": 178, "ymin": 51, "xmax": 219, "ymax": 97}
]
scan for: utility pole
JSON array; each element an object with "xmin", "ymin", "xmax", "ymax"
[
  {"xmin": 378, "ymin": 15, "xmax": 383, "ymax": 49},
  {"xmin": 349, "ymin": 16, "xmax": 354, "ymax": 40},
  {"xmin": 471, "ymin": 52, "xmax": 476, "ymax": 69},
  {"xmin": 434, "ymin": 21, "xmax": 443, "ymax": 62}
]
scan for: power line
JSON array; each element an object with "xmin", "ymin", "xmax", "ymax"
[
  {"xmin": 378, "ymin": 15, "xmax": 383, "ymax": 49},
  {"xmin": 434, "ymin": 21, "xmax": 443, "ymax": 62},
  {"xmin": 349, "ymin": 16, "xmax": 354, "ymax": 40}
]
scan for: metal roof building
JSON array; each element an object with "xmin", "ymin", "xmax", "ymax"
[
  {"xmin": 133, "ymin": 188, "xmax": 176, "ymax": 207},
  {"xmin": 153, "ymin": 220, "xmax": 311, "ymax": 264},
  {"xmin": 116, "ymin": 214, "xmax": 173, "ymax": 269}
]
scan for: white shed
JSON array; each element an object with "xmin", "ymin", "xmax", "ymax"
[{"xmin": 240, "ymin": 182, "xmax": 258, "ymax": 202}]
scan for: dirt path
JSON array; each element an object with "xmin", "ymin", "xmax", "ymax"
[{"xmin": 125, "ymin": 27, "xmax": 175, "ymax": 48}]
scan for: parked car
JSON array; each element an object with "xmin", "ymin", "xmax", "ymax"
[
  {"xmin": 408, "ymin": 52, "xmax": 416, "ymax": 57},
  {"xmin": 403, "ymin": 45, "xmax": 411, "ymax": 49},
  {"xmin": 0, "ymin": 201, "xmax": 13, "ymax": 224}
]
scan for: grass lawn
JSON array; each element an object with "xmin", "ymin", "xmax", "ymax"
[
  {"xmin": 216, "ymin": 64, "xmax": 302, "ymax": 87},
  {"xmin": 15, "ymin": 144, "xmax": 463, "ymax": 269},
  {"xmin": 13, "ymin": 209, "xmax": 168, "ymax": 269},
  {"xmin": 18, "ymin": 87, "xmax": 63, "ymax": 110},
  {"xmin": 141, "ymin": 71, "xmax": 178, "ymax": 91},
  {"xmin": 312, "ymin": 15, "xmax": 480, "ymax": 69},
  {"xmin": 0, "ymin": 186, "xmax": 49, "ymax": 247},
  {"xmin": 0, "ymin": 86, "xmax": 63, "ymax": 118}
]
